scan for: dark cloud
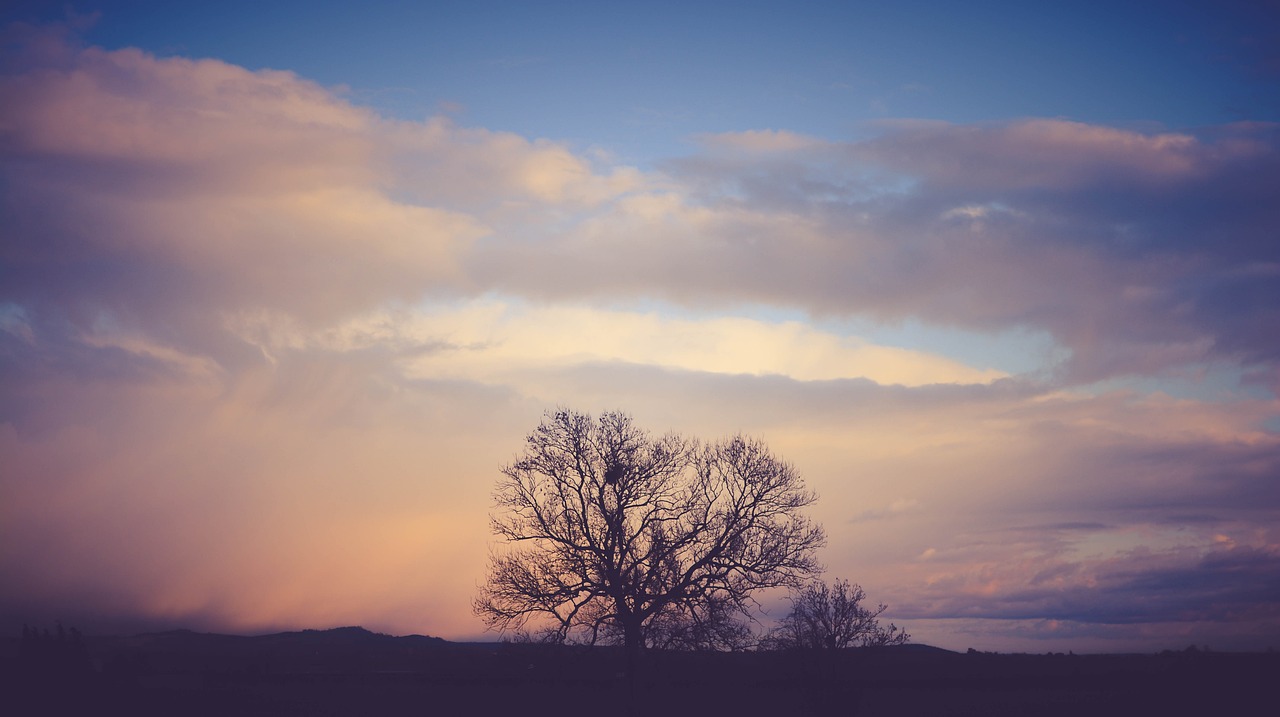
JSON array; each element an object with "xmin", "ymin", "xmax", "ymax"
[{"xmin": 902, "ymin": 544, "xmax": 1280, "ymax": 627}]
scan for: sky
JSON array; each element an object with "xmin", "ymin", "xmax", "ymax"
[{"xmin": 2, "ymin": 0, "xmax": 1278, "ymax": 653}]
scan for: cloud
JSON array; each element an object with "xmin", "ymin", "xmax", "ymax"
[
  {"xmin": 695, "ymin": 128, "xmax": 828, "ymax": 154},
  {"xmin": 6, "ymin": 29, "xmax": 1280, "ymax": 390},
  {"xmin": 857, "ymin": 118, "xmax": 1206, "ymax": 189},
  {"xmin": 899, "ymin": 540, "xmax": 1280, "ymax": 626},
  {"xmin": 0, "ymin": 44, "xmax": 466, "ymax": 346},
  {"xmin": 0, "ymin": 28, "xmax": 638, "ymax": 352},
  {"xmin": 647, "ymin": 120, "xmax": 1280, "ymax": 383},
  {"xmin": 244, "ymin": 299, "xmax": 1006, "ymax": 387},
  {"xmin": 443, "ymin": 117, "xmax": 1280, "ymax": 387},
  {"xmin": 851, "ymin": 498, "xmax": 921, "ymax": 523},
  {"xmin": 387, "ymin": 116, "xmax": 642, "ymax": 207}
]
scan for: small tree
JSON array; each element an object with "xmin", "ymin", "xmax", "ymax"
[
  {"xmin": 769, "ymin": 578, "xmax": 909, "ymax": 650},
  {"xmin": 475, "ymin": 409, "xmax": 826, "ymax": 679}
]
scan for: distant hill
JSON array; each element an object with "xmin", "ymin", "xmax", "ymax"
[
  {"xmin": 256, "ymin": 625, "xmax": 447, "ymax": 646},
  {"xmin": 134, "ymin": 625, "xmax": 443, "ymax": 642},
  {"xmin": 879, "ymin": 642, "xmax": 957, "ymax": 655},
  {"xmin": 100, "ymin": 625, "xmax": 453, "ymax": 675}
]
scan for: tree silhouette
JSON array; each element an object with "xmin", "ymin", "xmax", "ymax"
[
  {"xmin": 768, "ymin": 578, "xmax": 909, "ymax": 651},
  {"xmin": 475, "ymin": 409, "xmax": 825, "ymax": 681}
]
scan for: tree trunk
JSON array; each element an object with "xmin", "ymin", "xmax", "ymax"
[{"xmin": 622, "ymin": 618, "xmax": 642, "ymax": 715}]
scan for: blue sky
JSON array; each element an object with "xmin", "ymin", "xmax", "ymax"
[{"xmin": 2, "ymin": 1, "xmax": 1279, "ymax": 652}]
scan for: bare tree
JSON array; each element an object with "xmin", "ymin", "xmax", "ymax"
[
  {"xmin": 475, "ymin": 409, "xmax": 825, "ymax": 678},
  {"xmin": 768, "ymin": 578, "xmax": 909, "ymax": 650}
]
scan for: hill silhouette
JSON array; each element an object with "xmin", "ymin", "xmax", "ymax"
[{"xmin": 2, "ymin": 626, "xmax": 1273, "ymax": 716}]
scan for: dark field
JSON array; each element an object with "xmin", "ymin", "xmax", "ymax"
[{"xmin": 4, "ymin": 627, "xmax": 1273, "ymax": 716}]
